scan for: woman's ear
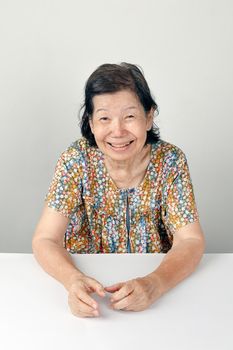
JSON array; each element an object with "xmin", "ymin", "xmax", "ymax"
[
  {"xmin": 89, "ymin": 117, "xmax": 94, "ymax": 133},
  {"xmin": 146, "ymin": 108, "xmax": 154, "ymax": 131}
]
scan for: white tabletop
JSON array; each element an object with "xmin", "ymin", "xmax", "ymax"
[{"xmin": 0, "ymin": 253, "xmax": 232, "ymax": 350}]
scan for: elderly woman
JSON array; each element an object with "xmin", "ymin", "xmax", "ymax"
[{"xmin": 32, "ymin": 62, "xmax": 205, "ymax": 318}]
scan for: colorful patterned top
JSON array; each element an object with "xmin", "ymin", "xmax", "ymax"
[{"xmin": 44, "ymin": 137, "xmax": 199, "ymax": 254}]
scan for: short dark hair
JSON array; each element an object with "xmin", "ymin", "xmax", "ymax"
[{"xmin": 79, "ymin": 62, "xmax": 160, "ymax": 147}]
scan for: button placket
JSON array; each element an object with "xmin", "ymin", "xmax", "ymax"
[{"xmin": 125, "ymin": 191, "xmax": 131, "ymax": 253}]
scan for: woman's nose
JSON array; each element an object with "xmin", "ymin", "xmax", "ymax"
[{"xmin": 111, "ymin": 120, "xmax": 126, "ymax": 136}]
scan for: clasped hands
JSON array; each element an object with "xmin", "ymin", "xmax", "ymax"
[{"xmin": 68, "ymin": 273, "xmax": 163, "ymax": 318}]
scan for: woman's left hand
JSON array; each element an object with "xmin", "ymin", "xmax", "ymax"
[{"xmin": 104, "ymin": 274, "xmax": 163, "ymax": 312}]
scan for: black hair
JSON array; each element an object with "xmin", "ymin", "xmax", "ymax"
[{"xmin": 79, "ymin": 62, "xmax": 160, "ymax": 146}]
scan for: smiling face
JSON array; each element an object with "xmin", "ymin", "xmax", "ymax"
[{"xmin": 89, "ymin": 90, "xmax": 154, "ymax": 163}]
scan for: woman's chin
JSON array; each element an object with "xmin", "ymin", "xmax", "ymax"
[{"xmin": 100, "ymin": 149, "xmax": 135, "ymax": 163}]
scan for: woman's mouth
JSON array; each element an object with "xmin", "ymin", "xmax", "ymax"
[{"xmin": 106, "ymin": 140, "xmax": 134, "ymax": 150}]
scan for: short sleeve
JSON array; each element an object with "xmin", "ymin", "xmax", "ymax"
[
  {"xmin": 161, "ymin": 150, "xmax": 199, "ymax": 236},
  {"xmin": 44, "ymin": 149, "xmax": 82, "ymax": 219}
]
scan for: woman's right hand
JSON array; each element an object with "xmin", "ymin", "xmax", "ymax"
[{"xmin": 67, "ymin": 274, "xmax": 106, "ymax": 317}]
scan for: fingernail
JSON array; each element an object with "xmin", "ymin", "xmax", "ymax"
[
  {"xmin": 92, "ymin": 303, "xmax": 98, "ymax": 309},
  {"xmin": 93, "ymin": 310, "xmax": 99, "ymax": 316}
]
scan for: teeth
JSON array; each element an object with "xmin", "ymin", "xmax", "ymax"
[{"xmin": 110, "ymin": 142, "xmax": 131, "ymax": 148}]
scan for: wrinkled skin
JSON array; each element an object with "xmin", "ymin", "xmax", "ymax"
[
  {"xmin": 105, "ymin": 275, "xmax": 162, "ymax": 311},
  {"xmin": 67, "ymin": 275, "xmax": 105, "ymax": 317},
  {"xmin": 67, "ymin": 273, "xmax": 162, "ymax": 317}
]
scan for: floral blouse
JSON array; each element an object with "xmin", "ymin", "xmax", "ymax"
[{"xmin": 44, "ymin": 137, "xmax": 199, "ymax": 254}]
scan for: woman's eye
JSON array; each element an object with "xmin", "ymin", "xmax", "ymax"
[
  {"xmin": 126, "ymin": 115, "xmax": 135, "ymax": 119},
  {"xmin": 99, "ymin": 117, "xmax": 109, "ymax": 121}
]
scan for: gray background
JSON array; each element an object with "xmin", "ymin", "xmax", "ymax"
[{"xmin": 0, "ymin": 0, "xmax": 232, "ymax": 253}]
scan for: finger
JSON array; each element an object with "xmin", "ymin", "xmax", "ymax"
[
  {"xmin": 70, "ymin": 305, "xmax": 99, "ymax": 318},
  {"xmin": 104, "ymin": 282, "xmax": 124, "ymax": 293},
  {"xmin": 77, "ymin": 289, "xmax": 99, "ymax": 310},
  {"xmin": 71, "ymin": 306, "xmax": 99, "ymax": 317},
  {"xmin": 111, "ymin": 294, "xmax": 134, "ymax": 311},
  {"xmin": 86, "ymin": 279, "xmax": 106, "ymax": 297},
  {"xmin": 110, "ymin": 283, "xmax": 134, "ymax": 303},
  {"xmin": 69, "ymin": 294, "xmax": 99, "ymax": 317}
]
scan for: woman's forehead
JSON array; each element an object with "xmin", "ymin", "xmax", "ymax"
[{"xmin": 92, "ymin": 90, "xmax": 142, "ymax": 112}]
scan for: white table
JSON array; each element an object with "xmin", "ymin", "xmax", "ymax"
[{"xmin": 0, "ymin": 253, "xmax": 232, "ymax": 350}]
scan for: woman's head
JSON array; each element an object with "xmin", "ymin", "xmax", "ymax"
[{"xmin": 79, "ymin": 63, "xmax": 160, "ymax": 148}]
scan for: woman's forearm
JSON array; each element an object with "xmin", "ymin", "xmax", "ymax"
[
  {"xmin": 32, "ymin": 238, "xmax": 84, "ymax": 291},
  {"xmin": 147, "ymin": 238, "xmax": 205, "ymax": 295}
]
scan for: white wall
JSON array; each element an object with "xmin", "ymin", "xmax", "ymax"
[{"xmin": 0, "ymin": 0, "xmax": 232, "ymax": 252}]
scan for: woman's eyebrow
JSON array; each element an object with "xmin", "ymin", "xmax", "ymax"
[
  {"xmin": 96, "ymin": 106, "xmax": 138, "ymax": 113},
  {"xmin": 96, "ymin": 108, "xmax": 108, "ymax": 113}
]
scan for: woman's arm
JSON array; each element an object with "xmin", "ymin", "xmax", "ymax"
[
  {"xmin": 146, "ymin": 220, "xmax": 206, "ymax": 295},
  {"xmin": 105, "ymin": 220, "xmax": 205, "ymax": 311},
  {"xmin": 32, "ymin": 204, "xmax": 85, "ymax": 290},
  {"xmin": 32, "ymin": 204, "xmax": 105, "ymax": 317}
]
